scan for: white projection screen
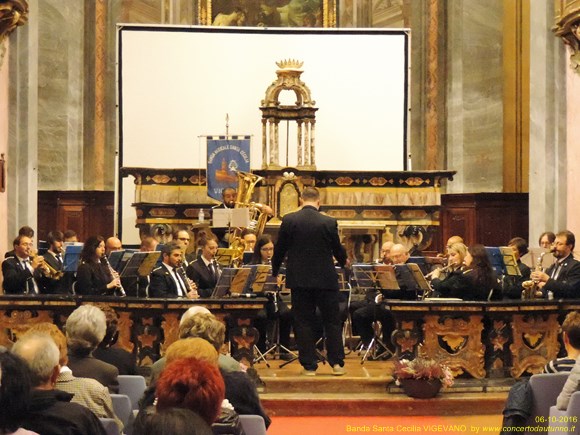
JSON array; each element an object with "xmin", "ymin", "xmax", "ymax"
[{"xmin": 117, "ymin": 25, "xmax": 410, "ymax": 243}]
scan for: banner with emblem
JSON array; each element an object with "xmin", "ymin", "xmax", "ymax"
[{"xmin": 206, "ymin": 136, "xmax": 251, "ymax": 201}]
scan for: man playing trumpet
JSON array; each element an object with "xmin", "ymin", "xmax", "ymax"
[
  {"xmin": 39, "ymin": 230, "xmax": 66, "ymax": 294},
  {"xmin": 1, "ymin": 235, "xmax": 46, "ymax": 294}
]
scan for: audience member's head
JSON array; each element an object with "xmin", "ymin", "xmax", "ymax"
[
  {"xmin": 0, "ymin": 351, "xmax": 33, "ymax": 434},
  {"xmin": 156, "ymin": 357, "xmax": 225, "ymax": 425},
  {"xmin": 24, "ymin": 322, "xmax": 68, "ymax": 366},
  {"xmin": 178, "ymin": 313, "xmax": 226, "ymax": 352},
  {"xmin": 562, "ymin": 311, "xmax": 580, "ymax": 352},
  {"xmin": 65, "ymin": 304, "xmax": 107, "ymax": 355},
  {"xmin": 539, "ymin": 231, "xmax": 556, "ymax": 249},
  {"xmin": 165, "ymin": 337, "xmax": 219, "ymax": 366},
  {"xmin": 92, "ymin": 303, "xmax": 120, "ymax": 348},
  {"xmin": 140, "ymin": 407, "xmax": 213, "ymax": 435},
  {"xmin": 179, "ymin": 306, "xmax": 211, "ymax": 328},
  {"xmin": 12, "ymin": 333, "xmax": 60, "ymax": 388}
]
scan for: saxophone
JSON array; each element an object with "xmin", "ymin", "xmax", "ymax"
[{"xmin": 521, "ymin": 252, "xmax": 546, "ymax": 299}]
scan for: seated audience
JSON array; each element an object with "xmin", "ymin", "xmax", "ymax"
[
  {"xmin": 66, "ymin": 304, "xmax": 119, "ymax": 393},
  {"xmin": 0, "ymin": 351, "xmax": 37, "ymax": 435},
  {"xmin": 149, "ymin": 242, "xmax": 198, "ymax": 299},
  {"xmin": 22, "ymin": 322, "xmax": 122, "ymax": 432},
  {"xmin": 501, "ymin": 311, "xmax": 580, "ymax": 431},
  {"xmin": 92, "ymin": 304, "xmax": 138, "ymax": 375},
  {"xmin": 531, "ymin": 230, "xmax": 580, "ymax": 299},
  {"xmin": 76, "ymin": 236, "xmax": 121, "ymax": 296},
  {"xmin": 11, "ymin": 333, "xmax": 106, "ymax": 435},
  {"xmin": 502, "ymin": 237, "xmax": 532, "ymax": 299},
  {"xmin": 2, "ymin": 235, "xmax": 45, "ymax": 295},
  {"xmin": 557, "ymin": 311, "xmax": 580, "ymax": 410},
  {"xmin": 186, "ymin": 235, "xmax": 221, "ymax": 297},
  {"xmin": 136, "ymin": 338, "xmax": 244, "ymax": 435},
  {"xmin": 136, "ymin": 407, "xmax": 213, "ymax": 435}
]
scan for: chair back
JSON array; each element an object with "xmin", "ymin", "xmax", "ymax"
[
  {"xmin": 98, "ymin": 417, "xmax": 119, "ymax": 435},
  {"xmin": 117, "ymin": 374, "xmax": 147, "ymax": 410},
  {"xmin": 110, "ymin": 393, "xmax": 132, "ymax": 429},
  {"xmin": 548, "ymin": 391, "xmax": 580, "ymax": 435},
  {"xmin": 238, "ymin": 414, "xmax": 267, "ymax": 435},
  {"xmin": 526, "ymin": 372, "xmax": 569, "ymax": 433}
]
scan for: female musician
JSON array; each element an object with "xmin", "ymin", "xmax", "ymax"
[
  {"xmin": 431, "ymin": 243, "xmax": 500, "ymax": 301},
  {"xmin": 251, "ymin": 235, "xmax": 293, "ymax": 359},
  {"xmin": 76, "ymin": 236, "xmax": 120, "ymax": 296}
]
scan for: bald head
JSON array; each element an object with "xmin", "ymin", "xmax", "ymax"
[
  {"xmin": 446, "ymin": 236, "xmax": 464, "ymax": 248},
  {"xmin": 380, "ymin": 241, "xmax": 394, "ymax": 264},
  {"xmin": 105, "ymin": 237, "xmax": 122, "ymax": 255},
  {"xmin": 12, "ymin": 333, "xmax": 60, "ymax": 387},
  {"xmin": 389, "ymin": 244, "xmax": 409, "ymax": 264}
]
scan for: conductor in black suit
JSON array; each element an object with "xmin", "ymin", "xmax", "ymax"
[
  {"xmin": 149, "ymin": 242, "xmax": 198, "ymax": 299},
  {"xmin": 531, "ymin": 230, "xmax": 580, "ymax": 299},
  {"xmin": 272, "ymin": 187, "xmax": 348, "ymax": 376}
]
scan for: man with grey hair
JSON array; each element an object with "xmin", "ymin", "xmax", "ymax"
[
  {"xmin": 12, "ymin": 333, "xmax": 107, "ymax": 435},
  {"xmin": 66, "ymin": 304, "xmax": 119, "ymax": 393}
]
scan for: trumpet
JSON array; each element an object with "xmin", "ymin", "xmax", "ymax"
[
  {"xmin": 102, "ymin": 255, "xmax": 126, "ymax": 297},
  {"xmin": 44, "ymin": 257, "xmax": 64, "ymax": 280}
]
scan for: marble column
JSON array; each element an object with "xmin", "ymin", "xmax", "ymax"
[
  {"xmin": 566, "ymin": 61, "xmax": 580, "ymax": 235},
  {"xmin": 0, "ymin": 42, "xmax": 8, "ymax": 256},
  {"xmin": 528, "ymin": 1, "xmax": 567, "ymax": 244}
]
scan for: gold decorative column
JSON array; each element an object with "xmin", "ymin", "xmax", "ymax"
[
  {"xmin": 0, "ymin": 0, "xmax": 28, "ymax": 68},
  {"xmin": 94, "ymin": 0, "xmax": 107, "ymax": 190},
  {"xmin": 554, "ymin": 0, "xmax": 580, "ymax": 73}
]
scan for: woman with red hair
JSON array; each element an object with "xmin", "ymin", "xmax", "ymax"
[{"xmin": 155, "ymin": 357, "xmax": 225, "ymax": 426}]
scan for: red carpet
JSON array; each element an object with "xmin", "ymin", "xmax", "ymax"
[{"xmin": 268, "ymin": 415, "xmax": 503, "ymax": 435}]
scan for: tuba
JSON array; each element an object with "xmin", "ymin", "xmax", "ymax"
[{"xmin": 229, "ymin": 171, "xmax": 269, "ymax": 262}]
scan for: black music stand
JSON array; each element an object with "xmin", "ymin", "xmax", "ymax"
[
  {"xmin": 119, "ymin": 252, "xmax": 161, "ymax": 297},
  {"xmin": 358, "ymin": 264, "xmax": 397, "ymax": 364},
  {"xmin": 211, "ymin": 267, "xmax": 253, "ymax": 298}
]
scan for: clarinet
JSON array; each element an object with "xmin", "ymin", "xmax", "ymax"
[{"xmin": 102, "ymin": 256, "xmax": 126, "ymax": 297}]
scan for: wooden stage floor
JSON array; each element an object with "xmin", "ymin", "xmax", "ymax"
[{"xmin": 252, "ymin": 351, "xmax": 509, "ymax": 417}]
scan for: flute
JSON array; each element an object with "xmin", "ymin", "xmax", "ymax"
[{"xmin": 102, "ymin": 256, "xmax": 126, "ymax": 297}]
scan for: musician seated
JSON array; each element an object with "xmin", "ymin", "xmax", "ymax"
[
  {"xmin": 104, "ymin": 236, "xmax": 122, "ymax": 256},
  {"xmin": 241, "ymin": 228, "xmax": 257, "ymax": 253},
  {"xmin": 39, "ymin": 230, "xmax": 67, "ymax": 294},
  {"xmin": 251, "ymin": 235, "xmax": 293, "ymax": 358},
  {"xmin": 1, "ymin": 235, "xmax": 46, "ymax": 295},
  {"xmin": 149, "ymin": 242, "xmax": 198, "ymax": 299},
  {"xmin": 186, "ymin": 235, "xmax": 220, "ymax": 298},
  {"xmin": 76, "ymin": 236, "xmax": 121, "ymax": 296},
  {"xmin": 503, "ymin": 237, "xmax": 532, "ymax": 299},
  {"xmin": 431, "ymin": 243, "xmax": 501, "ymax": 301},
  {"xmin": 4, "ymin": 225, "xmax": 34, "ymax": 259}
]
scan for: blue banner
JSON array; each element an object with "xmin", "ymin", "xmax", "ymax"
[{"xmin": 206, "ymin": 136, "xmax": 251, "ymax": 201}]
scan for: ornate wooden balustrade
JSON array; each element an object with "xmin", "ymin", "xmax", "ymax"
[
  {"xmin": 0, "ymin": 295, "xmax": 266, "ymax": 367},
  {"xmin": 384, "ymin": 299, "xmax": 580, "ymax": 379}
]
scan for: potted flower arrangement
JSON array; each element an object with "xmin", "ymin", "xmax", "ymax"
[{"xmin": 393, "ymin": 357, "xmax": 454, "ymax": 399}]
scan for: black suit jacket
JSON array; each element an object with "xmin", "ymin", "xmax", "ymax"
[
  {"xmin": 149, "ymin": 265, "xmax": 180, "ymax": 298},
  {"xmin": 1, "ymin": 256, "xmax": 44, "ymax": 294},
  {"xmin": 186, "ymin": 259, "xmax": 218, "ymax": 298},
  {"xmin": 544, "ymin": 255, "xmax": 580, "ymax": 298},
  {"xmin": 272, "ymin": 205, "xmax": 347, "ymax": 290}
]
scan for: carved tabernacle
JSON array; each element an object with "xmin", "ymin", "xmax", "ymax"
[{"xmin": 554, "ymin": 0, "xmax": 580, "ymax": 72}]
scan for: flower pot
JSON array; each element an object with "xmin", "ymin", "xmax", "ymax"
[{"xmin": 399, "ymin": 378, "xmax": 442, "ymax": 399}]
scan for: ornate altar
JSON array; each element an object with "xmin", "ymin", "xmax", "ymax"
[
  {"xmin": 384, "ymin": 299, "xmax": 571, "ymax": 380},
  {"xmin": 121, "ymin": 167, "xmax": 455, "ymax": 259},
  {"xmin": 0, "ymin": 295, "xmax": 266, "ymax": 367}
]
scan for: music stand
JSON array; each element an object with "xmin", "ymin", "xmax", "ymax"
[
  {"xmin": 108, "ymin": 250, "xmax": 126, "ymax": 272},
  {"xmin": 211, "ymin": 267, "xmax": 253, "ymax": 298},
  {"xmin": 63, "ymin": 244, "xmax": 83, "ymax": 273},
  {"xmin": 485, "ymin": 246, "xmax": 521, "ymax": 277},
  {"xmin": 215, "ymin": 248, "xmax": 238, "ymax": 267}
]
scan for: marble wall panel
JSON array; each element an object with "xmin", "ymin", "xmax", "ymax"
[{"xmin": 446, "ymin": 0, "xmax": 503, "ymax": 193}]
